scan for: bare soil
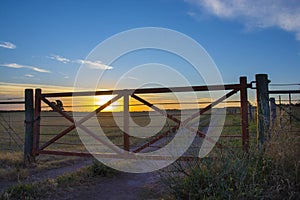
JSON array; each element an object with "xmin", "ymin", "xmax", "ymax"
[
  {"xmin": 52, "ymin": 172, "xmax": 164, "ymax": 200},
  {"xmin": 0, "ymin": 158, "xmax": 166, "ymax": 200}
]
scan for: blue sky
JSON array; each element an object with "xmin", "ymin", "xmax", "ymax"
[{"xmin": 0, "ymin": 0, "xmax": 299, "ymax": 99}]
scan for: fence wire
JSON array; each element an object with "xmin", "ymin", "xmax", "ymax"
[{"xmin": 0, "ymin": 112, "xmax": 24, "ymax": 152}]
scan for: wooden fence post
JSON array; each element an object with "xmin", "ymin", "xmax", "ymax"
[
  {"xmin": 256, "ymin": 74, "xmax": 270, "ymax": 151},
  {"xmin": 240, "ymin": 76, "xmax": 249, "ymax": 152},
  {"xmin": 123, "ymin": 93, "xmax": 130, "ymax": 151},
  {"xmin": 33, "ymin": 89, "xmax": 41, "ymax": 156},
  {"xmin": 270, "ymin": 97, "xmax": 276, "ymax": 126},
  {"xmin": 24, "ymin": 89, "xmax": 34, "ymax": 163}
]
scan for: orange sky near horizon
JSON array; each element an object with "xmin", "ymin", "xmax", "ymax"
[{"xmin": 0, "ymin": 81, "xmax": 265, "ymax": 112}]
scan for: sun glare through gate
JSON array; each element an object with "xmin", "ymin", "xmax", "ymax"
[{"xmin": 94, "ymin": 95, "xmax": 119, "ymax": 112}]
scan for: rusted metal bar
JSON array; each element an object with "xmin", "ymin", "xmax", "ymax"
[
  {"xmin": 240, "ymin": 77, "xmax": 249, "ymax": 152},
  {"xmin": 33, "ymin": 89, "xmax": 41, "ymax": 156},
  {"xmin": 123, "ymin": 94, "xmax": 130, "ymax": 151},
  {"xmin": 41, "ymin": 84, "xmax": 251, "ymax": 98},
  {"xmin": 38, "ymin": 149, "xmax": 201, "ymax": 161},
  {"xmin": 39, "ymin": 150, "xmax": 93, "ymax": 157}
]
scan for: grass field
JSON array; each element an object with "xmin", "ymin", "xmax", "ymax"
[
  {"xmin": 0, "ymin": 106, "xmax": 299, "ymax": 199},
  {"xmin": 0, "ymin": 108, "xmax": 241, "ymax": 178},
  {"xmin": 1, "ymin": 106, "xmax": 299, "ymax": 156},
  {"xmin": 0, "ymin": 108, "xmax": 248, "ymax": 154}
]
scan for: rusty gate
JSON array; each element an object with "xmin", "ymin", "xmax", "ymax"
[{"xmin": 24, "ymin": 76, "xmax": 253, "ymax": 161}]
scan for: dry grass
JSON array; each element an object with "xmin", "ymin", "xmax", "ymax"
[
  {"xmin": 0, "ymin": 160, "xmax": 119, "ymax": 200},
  {"xmin": 160, "ymin": 113, "xmax": 300, "ymax": 199}
]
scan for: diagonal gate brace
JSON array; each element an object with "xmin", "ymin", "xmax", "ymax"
[
  {"xmin": 132, "ymin": 89, "xmax": 239, "ymax": 153},
  {"xmin": 39, "ymin": 95, "xmax": 123, "ymax": 154}
]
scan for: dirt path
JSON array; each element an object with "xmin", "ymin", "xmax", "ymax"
[
  {"xmin": 53, "ymin": 172, "xmax": 164, "ymax": 200},
  {"xmin": 0, "ymin": 159, "xmax": 165, "ymax": 199},
  {"xmin": 0, "ymin": 159, "xmax": 93, "ymax": 193}
]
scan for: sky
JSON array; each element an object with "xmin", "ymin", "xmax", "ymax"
[{"xmin": 0, "ymin": 0, "xmax": 300, "ymax": 108}]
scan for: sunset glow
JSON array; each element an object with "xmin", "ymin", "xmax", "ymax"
[{"xmin": 94, "ymin": 95, "xmax": 120, "ymax": 112}]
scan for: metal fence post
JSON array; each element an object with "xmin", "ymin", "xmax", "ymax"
[
  {"xmin": 256, "ymin": 74, "xmax": 270, "ymax": 151},
  {"xmin": 33, "ymin": 88, "xmax": 41, "ymax": 156},
  {"xmin": 123, "ymin": 93, "xmax": 130, "ymax": 151},
  {"xmin": 240, "ymin": 76, "xmax": 249, "ymax": 152},
  {"xmin": 24, "ymin": 89, "xmax": 34, "ymax": 163}
]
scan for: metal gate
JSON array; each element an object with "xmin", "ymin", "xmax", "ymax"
[{"xmin": 24, "ymin": 77, "xmax": 252, "ymax": 161}]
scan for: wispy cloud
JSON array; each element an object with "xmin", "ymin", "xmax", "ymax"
[
  {"xmin": 185, "ymin": 0, "xmax": 300, "ymax": 40},
  {"xmin": 24, "ymin": 74, "xmax": 34, "ymax": 78},
  {"xmin": 48, "ymin": 54, "xmax": 70, "ymax": 63},
  {"xmin": 47, "ymin": 54, "xmax": 113, "ymax": 70},
  {"xmin": 0, "ymin": 63, "xmax": 51, "ymax": 73},
  {"xmin": 0, "ymin": 41, "xmax": 16, "ymax": 49},
  {"xmin": 76, "ymin": 60, "xmax": 113, "ymax": 70}
]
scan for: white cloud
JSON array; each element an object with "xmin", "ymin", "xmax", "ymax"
[
  {"xmin": 0, "ymin": 63, "xmax": 51, "ymax": 73},
  {"xmin": 47, "ymin": 54, "xmax": 113, "ymax": 70},
  {"xmin": 185, "ymin": 0, "xmax": 300, "ymax": 40},
  {"xmin": 47, "ymin": 54, "xmax": 112, "ymax": 70},
  {"xmin": 76, "ymin": 59, "xmax": 113, "ymax": 70},
  {"xmin": 24, "ymin": 74, "xmax": 34, "ymax": 78},
  {"xmin": 0, "ymin": 41, "xmax": 16, "ymax": 49},
  {"xmin": 49, "ymin": 54, "xmax": 70, "ymax": 63}
]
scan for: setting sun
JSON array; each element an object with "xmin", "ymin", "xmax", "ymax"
[{"xmin": 94, "ymin": 95, "xmax": 120, "ymax": 112}]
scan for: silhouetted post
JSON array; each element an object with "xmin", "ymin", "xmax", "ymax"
[
  {"xmin": 123, "ymin": 93, "xmax": 130, "ymax": 151},
  {"xmin": 256, "ymin": 74, "xmax": 270, "ymax": 151},
  {"xmin": 270, "ymin": 98, "xmax": 276, "ymax": 126},
  {"xmin": 289, "ymin": 93, "xmax": 292, "ymax": 125},
  {"xmin": 33, "ymin": 89, "xmax": 41, "ymax": 156},
  {"xmin": 279, "ymin": 95, "xmax": 282, "ymax": 127},
  {"xmin": 240, "ymin": 76, "xmax": 249, "ymax": 152},
  {"xmin": 249, "ymin": 103, "xmax": 253, "ymax": 122},
  {"xmin": 24, "ymin": 89, "xmax": 34, "ymax": 164}
]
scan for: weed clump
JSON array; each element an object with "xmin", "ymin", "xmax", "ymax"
[{"xmin": 161, "ymin": 133, "xmax": 299, "ymax": 199}]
